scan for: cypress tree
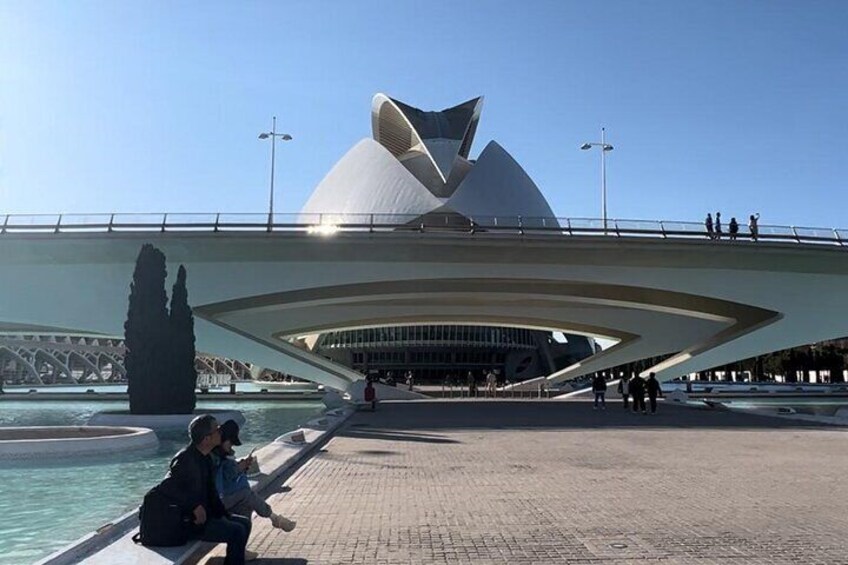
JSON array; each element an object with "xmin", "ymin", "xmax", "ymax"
[
  {"xmin": 169, "ymin": 264, "xmax": 197, "ymax": 413},
  {"xmin": 124, "ymin": 244, "xmax": 170, "ymax": 414}
]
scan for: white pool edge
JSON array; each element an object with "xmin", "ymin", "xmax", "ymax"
[{"xmin": 33, "ymin": 406, "xmax": 355, "ymax": 565}]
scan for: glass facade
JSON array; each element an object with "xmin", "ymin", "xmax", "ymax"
[{"xmin": 319, "ymin": 324, "xmax": 537, "ymax": 350}]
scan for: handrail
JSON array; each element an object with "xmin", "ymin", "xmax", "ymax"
[{"xmin": 0, "ymin": 212, "xmax": 846, "ymax": 249}]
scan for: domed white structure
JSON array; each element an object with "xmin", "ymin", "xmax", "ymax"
[
  {"xmin": 300, "ymin": 94, "xmax": 557, "ymax": 227},
  {"xmin": 298, "ymin": 95, "xmax": 589, "ymax": 384}
]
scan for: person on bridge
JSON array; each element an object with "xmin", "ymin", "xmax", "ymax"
[
  {"xmin": 617, "ymin": 375, "xmax": 630, "ymax": 409},
  {"xmin": 749, "ymin": 213, "xmax": 760, "ymax": 241},
  {"xmin": 705, "ymin": 213, "xmax": 714, "ymax": 239},
  {"xmin": 467, "ymin": 371, "xmax": 477, "ymax": 397},
  {"xmin": 212, "ymin": 420, "xmax": 297, "ymax": 532},
  {"xmin": 714, "ymin": 212, "xmax": 723, "ymax": 240},
  {"xmin": 592, "ymin": 373, "xmax": 607, "ymax": 410},
  {"xmin": 729, "ymin": 217, "xmax": 739, "ymax": 240},
  {"xmin": 630, "ymin": 376, "xmax": 647, "ymax": 414},
  {"xmin": 159, "ymin": 414, "xmax": 254, "ymax": 565},
  {"xmin": 646, "ymin": 373, "xmax": 664, "ymax": 414}
]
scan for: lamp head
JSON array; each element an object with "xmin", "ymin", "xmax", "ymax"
[
  {"xmin": 258, "ymin": 133, "xmax": 270, "ymax": 140},
  {"xmin": 580, "ymin": 143, "xmax": 592, "ymax": 151},
  {"xmin": 280, "ymin": 134, "xmax": 293, "ymax": 141},
  {"xmin": 603, "ymin": 144, "xmax": 614, "ymax": 151}
]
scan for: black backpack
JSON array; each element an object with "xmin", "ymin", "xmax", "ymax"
[{"xmin": 132, "ymin": 486, "xmax": 192, "ymax": 547}]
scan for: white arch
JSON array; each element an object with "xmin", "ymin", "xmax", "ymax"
[{"xmin": 0, "ymin": 346, "xmax": 42, "ymax": 384}]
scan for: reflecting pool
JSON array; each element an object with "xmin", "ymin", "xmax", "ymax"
[{"xmin": 0, "ymin": 399, "xmax": 324, "ymax": 564}]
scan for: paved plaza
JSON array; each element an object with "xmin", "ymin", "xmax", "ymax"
[{"xmin": 196, "ymin": 400, "xmax": 848, "ymax": 564}]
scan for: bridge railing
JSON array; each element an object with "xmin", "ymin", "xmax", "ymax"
[{"xmin": 0, "ymin": 212, "xmax": 845, "ymax": 247}]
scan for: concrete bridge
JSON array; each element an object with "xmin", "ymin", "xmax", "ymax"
[{"xmin": 2, "ymin": 212, "xmax": 848, "ymax": 391}]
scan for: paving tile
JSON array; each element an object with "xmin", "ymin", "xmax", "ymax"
[{"xmin": 195, "ymin": 400, "xmax": 848, "ymax": 564}]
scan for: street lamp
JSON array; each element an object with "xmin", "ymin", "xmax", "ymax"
[
  {"xmin": 258, "ymin": 116, "xmax": 293, "ymax": 227},
  {"xmin": 580, "ymin": 127, "xmax": 614, "ymax": 233}
]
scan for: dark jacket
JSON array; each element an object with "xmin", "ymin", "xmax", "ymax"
[
  {"xmin": 592, "ymin": 376, "xmax": 607, "ymax": 392},
  {"xmin": 646, "ymin": 377, "xmax": 663, "ymax": 398},
  {"xmin": 630, "ymin": 377, "xmax": 645, "ymax": 397},
  {"xmin": 159, "ymin": 444, "xmax": 227, "ymax": 521}
]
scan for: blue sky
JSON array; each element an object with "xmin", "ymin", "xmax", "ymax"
[{"xmin": 1, "ymin": 1, "xmax": 846, "ymax": 227}]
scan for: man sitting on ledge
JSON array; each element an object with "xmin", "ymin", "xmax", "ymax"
[{"xmin": 159, "ymin": 414, "xmax": 256, "ymax": 564}]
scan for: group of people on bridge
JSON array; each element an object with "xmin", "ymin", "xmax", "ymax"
[{"xmin": 705, "ymin": 212, "xmax": 760, "ymax": 241}]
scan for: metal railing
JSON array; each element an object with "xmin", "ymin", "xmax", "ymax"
[{"xmin": 0, "ymin": 212, "xmax": 845, "ymax": 247}]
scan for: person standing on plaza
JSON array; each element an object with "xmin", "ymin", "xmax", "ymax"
[
  {"xmin": 630, "ymin": 376, "xmax": 647, "ymax": 414},
  {"xmin": 364, "ymin": 378, "xmax": 377, "ymax": 411},
  {"xmin": 617, "ymin": 374, "xmax": 630, "ymax": 410},
  {"xmin": 646, "ymin": 372, "xmax": 664, "ymax": 414},
  {"xmin": 714, "ymin": 212, "xmax": 722, "ymax": 240},
  {"xmin": 486, "ymin": 369, "xmax": 497, "ymax": 398},
  {"xmin": 592, "ymin": 373, "xmax": 607, "ymax": 410},
  {"xmin": 467, "ymin": 370, "xmax": 477, "ymax": 398},
  {"xmin": 749, "ymin": 213, "xmax": 760, "ymax": 241},
  {"xmin": 705, "ymin": 213, "xmax": 714, "ymax": 239},
  {"xmin": 729, "ymin": 217, "xmax": 739, "ymax": 240},
  {"xmin": 159, "ymin": 414, "xmax": 255, "ymax": 565},
  {"xmin": 405, "ymin": 370, "xmax": 415, "ymax": 391}
]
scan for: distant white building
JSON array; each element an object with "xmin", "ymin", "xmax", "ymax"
[{"xmin": 301, "ymin": 94, "xmax": 591, "ymax": 382}]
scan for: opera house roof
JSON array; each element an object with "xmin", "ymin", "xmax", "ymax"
[{"xmin": 300, "ymin": 94, "xmax": 557, "ymax": 226}]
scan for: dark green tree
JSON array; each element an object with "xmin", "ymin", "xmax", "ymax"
[
  {"xmin": 124, "ymin": 244, "xmax": 171, "ymax": 414},
  {"xmin": 169, "ymin": 265, "xmax": 198, "ymax": 413}
]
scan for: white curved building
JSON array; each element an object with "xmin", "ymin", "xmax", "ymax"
[{"xmin": 300, "ymin": 94, "xmax": 557, "ymax": 227}]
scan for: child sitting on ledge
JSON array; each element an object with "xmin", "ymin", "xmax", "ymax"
[{"xmin": 212, "ymin": 419, "xmax": 296, "ymax": 532}]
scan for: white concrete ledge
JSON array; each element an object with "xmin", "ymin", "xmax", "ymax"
[
  {"xmin": 87, "ymin": 409, "xmax": 245, "ymax": 431},
  {"xmin": 36, "ymin": 406, "xmax": 355, "ymax": 565},
  {"xmin": 0, "ymin": 426, "xmax": 158, "ymax": 461}
]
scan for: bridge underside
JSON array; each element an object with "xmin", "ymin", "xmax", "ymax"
[{"xmin": 1, "ymin": 231, "xmax": 847, "ymax": 391}]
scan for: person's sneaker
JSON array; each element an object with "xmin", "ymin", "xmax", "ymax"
[
  {"xmin": 271, "ymin": 513, "xmax": 297, "ymax": 532},
  {"xmin": 244, "ymin": 549, "xmax": 260, "ymax": 561}
]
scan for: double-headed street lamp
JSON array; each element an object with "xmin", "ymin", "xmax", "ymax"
[
  {"xmin": 258, "ymin": 116, "xmax": 293, "ymax": 226},
  {"xmin": 580, "ymin": 127, "xmax": 614, "ymax": 233}
]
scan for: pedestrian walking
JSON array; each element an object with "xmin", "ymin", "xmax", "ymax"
[
  {"xmin": 592, "ymin": 373, "xmax": 607, "ymax": 410},
  {"xmin": 705, "ymin": 213, "xmax": 714, "ymax": 239},
  {"xmin": 646, "ymin": 372, "xmax": 664, "ymax": 414},
  {"xmin": 485, "ymin": 369, "xmax": 497, "ymax": 398},
  {"xmin": 749, "ymin": 213, "xmax": 760, "ymax": 241},
  {"xmin": 630, "ymin": 376, "xmax": 647, "ymax": 414},
  {"xmin": 729, "ymin": 217, "xmax": 739, "ymax": 240},
  {"xmin": 617, "ymin": 375, "xmax": 630, "ymax": 409},
  {"xmin": 467, "ymin": 371, "xmax": 477, "ymax": 398},
  {"xmin": 714, "ymin": 212, "xmax": 722, "ymax": 240},
  {"xmin": 364, "ymin": 378, "xmax": 377, "ymax": 411}
]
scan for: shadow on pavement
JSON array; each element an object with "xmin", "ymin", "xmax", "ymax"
[
  {"xmin": 347, "ymin": 400, "xmax": 845, "ymax": 432},
  {"xmin": 339, "ymin": 428, "xmax": 462, "ymax": 444}
]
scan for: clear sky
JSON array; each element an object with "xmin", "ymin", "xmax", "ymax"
[{"xmin": 1, "ymin": 1, "xmax": 846, "ymax": 228}]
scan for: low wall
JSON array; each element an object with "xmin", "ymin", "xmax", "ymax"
[
  {"xmin": 87, "ymin": 409, "xmax": 245, "ymax": 430},
  {"xmin": 0, "ymin": 426, "xmax": 158, "ymax": 460}
]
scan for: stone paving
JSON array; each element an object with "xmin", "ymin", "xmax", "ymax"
[{"xmin": 196, "ymin": 400, "xmax": 848, "ymax": 564}]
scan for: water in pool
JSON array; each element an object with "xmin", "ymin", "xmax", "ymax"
[{"xmin": 0, "ymin": 399, "xmax": 325, "ymax": 564}]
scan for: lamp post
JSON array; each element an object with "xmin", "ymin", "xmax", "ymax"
[
  {"xmin": 580, "ymin": 127, "xmax": 614, "ymax": 233},
  {"xmin": 258, "ymin": 116, "xmax": 293, "ymax": 228}
]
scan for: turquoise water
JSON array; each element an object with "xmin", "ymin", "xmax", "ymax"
[
  {"xmin": 3, "ymin": 381, "xmax": 318, "ymax": 394},
  {"xmin": 0, "ymin": 400, "xmax": 324, "ymax": 565}
]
